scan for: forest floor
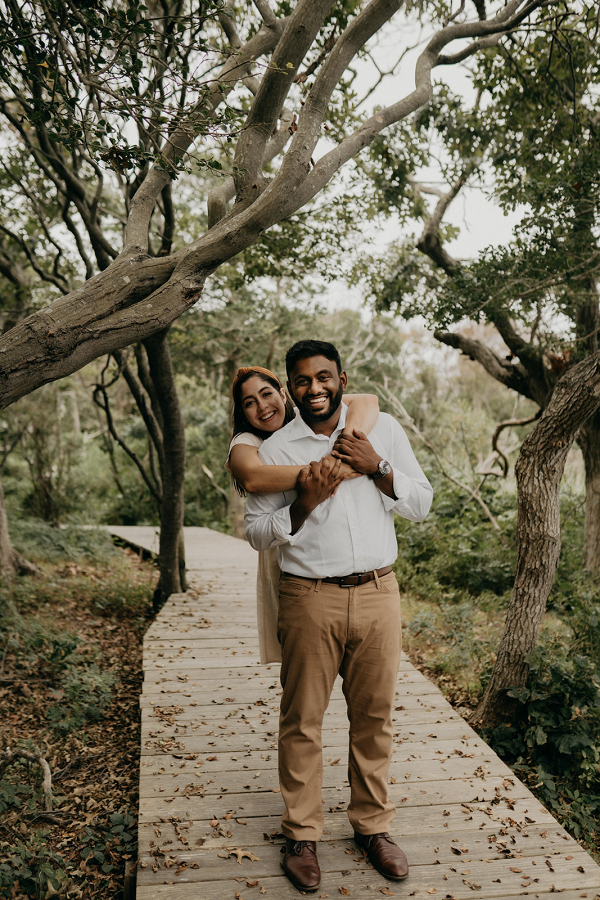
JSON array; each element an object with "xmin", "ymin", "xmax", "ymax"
[{"xmin": 0, "ymin": 536, "xmax": 154, "ymax": 899}]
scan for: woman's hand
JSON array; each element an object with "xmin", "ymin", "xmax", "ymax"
[{"xmin": 323, "ymin": 452, "xmax": 362, "ymax": 483}]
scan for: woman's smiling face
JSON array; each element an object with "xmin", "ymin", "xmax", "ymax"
[{"xmin": 241, "ymin": 375, "xmax": 287, "ymax": 433}]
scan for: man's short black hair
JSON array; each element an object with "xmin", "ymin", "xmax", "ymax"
[{"xmin": 285, "ymin": 340, "xmax": 342, "ymax": 377}]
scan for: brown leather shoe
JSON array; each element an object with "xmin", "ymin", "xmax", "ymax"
[
  {"xmin": 281, "ymin": 838, "xmax": 321, "ymax": 892},
  {"xmin": 354, "ymin": 832, "xmax": 409, "ymax": 881}
]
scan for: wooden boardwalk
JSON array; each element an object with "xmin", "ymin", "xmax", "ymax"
[{"xmin": 108, "ymin": 526, "xmax": 600, "ymax": 900}]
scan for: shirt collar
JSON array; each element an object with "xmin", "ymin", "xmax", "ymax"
[{"xmin": 288, "ymin": 401, "xmax": 347, "ymax": 441}]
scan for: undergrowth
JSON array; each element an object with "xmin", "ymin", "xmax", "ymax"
[
  {"xmin": 0, "ymin": 522, "xmax": 153, "ymax": 898},
  {"xmin": 396, "ymin": 479, "xmax": 600, "ymax": 861}
]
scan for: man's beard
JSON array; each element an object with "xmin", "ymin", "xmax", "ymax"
[{"xmin": 295, "ymin": 382, "xmax": 344, "ymax": 424}]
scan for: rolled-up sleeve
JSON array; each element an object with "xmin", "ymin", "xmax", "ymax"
[{"xmin": 379, "ymin": 420, "xmax": 433, "ymax": 521}]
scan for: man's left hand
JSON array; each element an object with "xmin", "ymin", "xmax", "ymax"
[{"xmin": 331, "ymin": 429, "xmax": 381, "ymax": 475}]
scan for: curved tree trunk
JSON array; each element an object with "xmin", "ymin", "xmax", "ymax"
[
  {"xmin": 577, "ymin": 410, "xmax": 600, "ymax": 571},
  {"xmin": 144, "ymin": 328, "xmax": 187, "ymax": 611},
  {"xmin": 472, "ymin": 351, "xmax": 600, "ymax": 729}
]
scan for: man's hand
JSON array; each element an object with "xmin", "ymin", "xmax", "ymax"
[
  {"xmin": 332, "ymin": 429, "xmax": 381, "ymax": 475},
  {"xmin": 290, "ymin": 457, "xmax": 345, "ymax": 534},
  {"xmin": 333, "ymin": 430, "xmax": 397, "ymax": 500}
]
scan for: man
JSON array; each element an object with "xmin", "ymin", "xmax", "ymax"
[{"xmin": 245, "ymin": 340, "xmax": 433, "ymax": 893}]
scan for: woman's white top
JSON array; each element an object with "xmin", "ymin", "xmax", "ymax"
[{"xmin": 226, "ymin": 432, "xmax": 282, "ymax": 664}]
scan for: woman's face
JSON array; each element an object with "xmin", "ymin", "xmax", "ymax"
[{"xmin": 240, "ymin": 375, "xmax": 287, "ymax": 433}]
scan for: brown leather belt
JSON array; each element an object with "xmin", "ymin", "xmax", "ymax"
[{"xmin": 282, "ymin": 565, "xmax": 393, "ymax": 589}]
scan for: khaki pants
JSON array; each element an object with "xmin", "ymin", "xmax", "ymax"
[{"xmin": 277, "ymin": 570, "xmax": 402, "ymax": 841}]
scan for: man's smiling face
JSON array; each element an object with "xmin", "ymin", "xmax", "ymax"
[{"xmin": 287, "ymin": 355, "xmax": 347, "ymax": 426}]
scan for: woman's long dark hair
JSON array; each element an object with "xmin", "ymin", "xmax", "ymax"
[{"xmin": 230, "ymin": 370, "xmax": 295, "ymax": 495}]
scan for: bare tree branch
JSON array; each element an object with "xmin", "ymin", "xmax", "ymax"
[{"xmin": 434, "ymin": 329, "xmax": 536, "ymax": 399}]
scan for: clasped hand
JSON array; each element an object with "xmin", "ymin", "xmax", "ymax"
[
  {"xmin": 295, "ymin": 457, "xmax": 344, "ymax": 510},
  {"xmin": 331, "ymin": 429, "xmax": 381, "ymax": 475}
]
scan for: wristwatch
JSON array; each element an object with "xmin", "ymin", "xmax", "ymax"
[{"xmin": 371, "ymin": 459, "xmax": 392, "ymax": 479}]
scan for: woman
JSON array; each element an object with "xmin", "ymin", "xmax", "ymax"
[{"xmin": 226, "ymin": 365, "xmax": 379, "ymax": 664}]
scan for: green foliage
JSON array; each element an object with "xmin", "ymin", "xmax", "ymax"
[
  {"xmin": 489, "ymin": 638, "xmax": 600, "ymax": 850},
  {"xmin": 47, "ymin": 664, "xmax": 117, "ymax": 734},
  {"xmin": 0, "ymin": 833, "xmax": 67, "ymax": 899},
  {"xmin": 79, "ymin": 812, "xmax": 137, "ymax": 874},
  {"xmin": 395, "ymin": 479, "xmax": 516, "ymax": 601},
  {"xmin": 10, "ymin": 521, "xmax": 118, "ymax": 564}
]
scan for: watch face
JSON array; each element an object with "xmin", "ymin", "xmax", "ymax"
[{"xmin": 378, "ymin": 460, "xmax": 392, "ymax": 477}]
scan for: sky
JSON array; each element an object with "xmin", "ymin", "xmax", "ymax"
[{"xmin": 320, "ymin": 12, "xmax": 525, "ymax": 311}]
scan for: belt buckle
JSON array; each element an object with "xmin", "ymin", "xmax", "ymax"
[{"xmin": 339, "ymin": 576, "xmax": 357, "ymax": 588}]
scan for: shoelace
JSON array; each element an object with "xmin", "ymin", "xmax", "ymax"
[{"xmin": 289, "ymin": 841, "xmax": 316, "ymax": 856}]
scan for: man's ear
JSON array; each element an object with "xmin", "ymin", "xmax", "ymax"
[{"xmin": 340, "ymin": 370, "xmax": 348, "ymax": 391}]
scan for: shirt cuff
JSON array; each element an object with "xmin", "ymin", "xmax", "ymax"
[
  {"xmin": 271, "ymin": 506, "xmax": 306, "ymax": 545},
  {"xmin": 378, "ymin": 468, "xmax": 409, "ymax": 513}
]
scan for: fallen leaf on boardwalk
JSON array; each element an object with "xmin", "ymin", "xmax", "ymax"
[
  {"xmin": 380, "ymin": 889, "xmax": 394, "ymax": 895},
  {"xmin": 246, "ymin": 879, "xmax": 259, "ymax": 887},
  {"xmin": 271, "ymin": 788, "xmax": 280, "ymax": 792},
  {"xmin": 229, "ymin": 848, "xmax": 260, "ymax": 864},
  {"xmin": 390, "ymin": 777, "xmax": 397, "ymax": 784},
  {"xmin": 510, "ymin": 867, "xmax": 522, "ymax": 872},
  {"xmin": 210, "ymin": 818, "xmax": 219, "ymax": 827},
  {"xmin": 206, "ymin": 755, "xmax": 218, "ymax": 761},
  {"xmin": 427, "ymin": 890, "xmax": 437, "ymax": 894},
  {"xmin": 450, "ymin": 847, "xmax": 461, "ymax": 855},
  {"xmin": 260, "ymin": 889, "xmax": 266, "ymax": 894},
  {"xmin": 565, "ymin": 855, "xmax": 573, "ymax": 860},
  {"xmin": 339, "ymin": 889, "xmax": 350, "ymax": 896},
  {"xmin": 331, "ymin": 758, "xmax": 341, "ymax": 766},
  {"xmin": 235, "ymin": 893, "xmax": 244, "ymax": 900},
  {"xmin": 577, "ymin": 866, "xmax": 585, "ymax": 873},
  {"xmin": 237, "ymin": 819, "xmax": 247, "ymax": 824}
]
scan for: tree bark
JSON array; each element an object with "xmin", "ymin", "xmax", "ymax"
[
  {"xmin": 143, "ymin": 328, "xmax": 186, "ymax": 610},
  {"xmin": 577, "ymin": 410, "xmax": 600, "ymax": 571},
  {"xmin": 0, "ymin": 474, "xmax": 38, "ymax": 578},
  {"xmin": 0, "ymin": 474, "xmax": 16, "ymax": 577},
  {"xmin": 472, "ymin": 352, "xmax": 600, "ymax": 728}
]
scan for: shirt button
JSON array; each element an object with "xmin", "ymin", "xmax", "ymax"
[{"xmin": 345, "ymin": 496, "xmax": 350, "ymax": 500}]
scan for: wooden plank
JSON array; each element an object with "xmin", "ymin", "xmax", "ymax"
[
  {"xmin": 138, "ymin": 834, "xmax": 593, "ymax": 885},
  {"xmin": 140, "ymin": 722, "xmax": 494, "ymax": 757},
  {"xmin": 137, "ymin": 798, "xmax": 558, "ymax": 846},
  {"xmin": 138, "ymin": 742, "xmax": 502, "ymax": 779},
  {"xmin": 142, "ymin": 692, "xmax": 454, "ymax": 721},
  {"xmin": 139, "ymin": 756, "xmax": 517, "ymax": 799},
  {"xmin": 138, "ymin": 776, "xmax": 536, "ymax": 823},
  {"xmin": 139, "ymin": 755, "xmax": 515, "ymax": 797},
  {"xmin": 136, "ymin": 855, "xmax": 600, "ymax": 899}
]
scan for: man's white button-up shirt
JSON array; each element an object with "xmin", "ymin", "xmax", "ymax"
[{"xmin": 244, "ymin": 404, "xmax": 433, "ymax": 579}]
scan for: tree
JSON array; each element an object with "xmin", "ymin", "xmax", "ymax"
[
  {"xmin": 0, "ymin": 0, "xmax": 552, "ymax": 412},
  {"xmin": 358, "ymin": 1, "xmax": 600, "ymax": 724}
]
